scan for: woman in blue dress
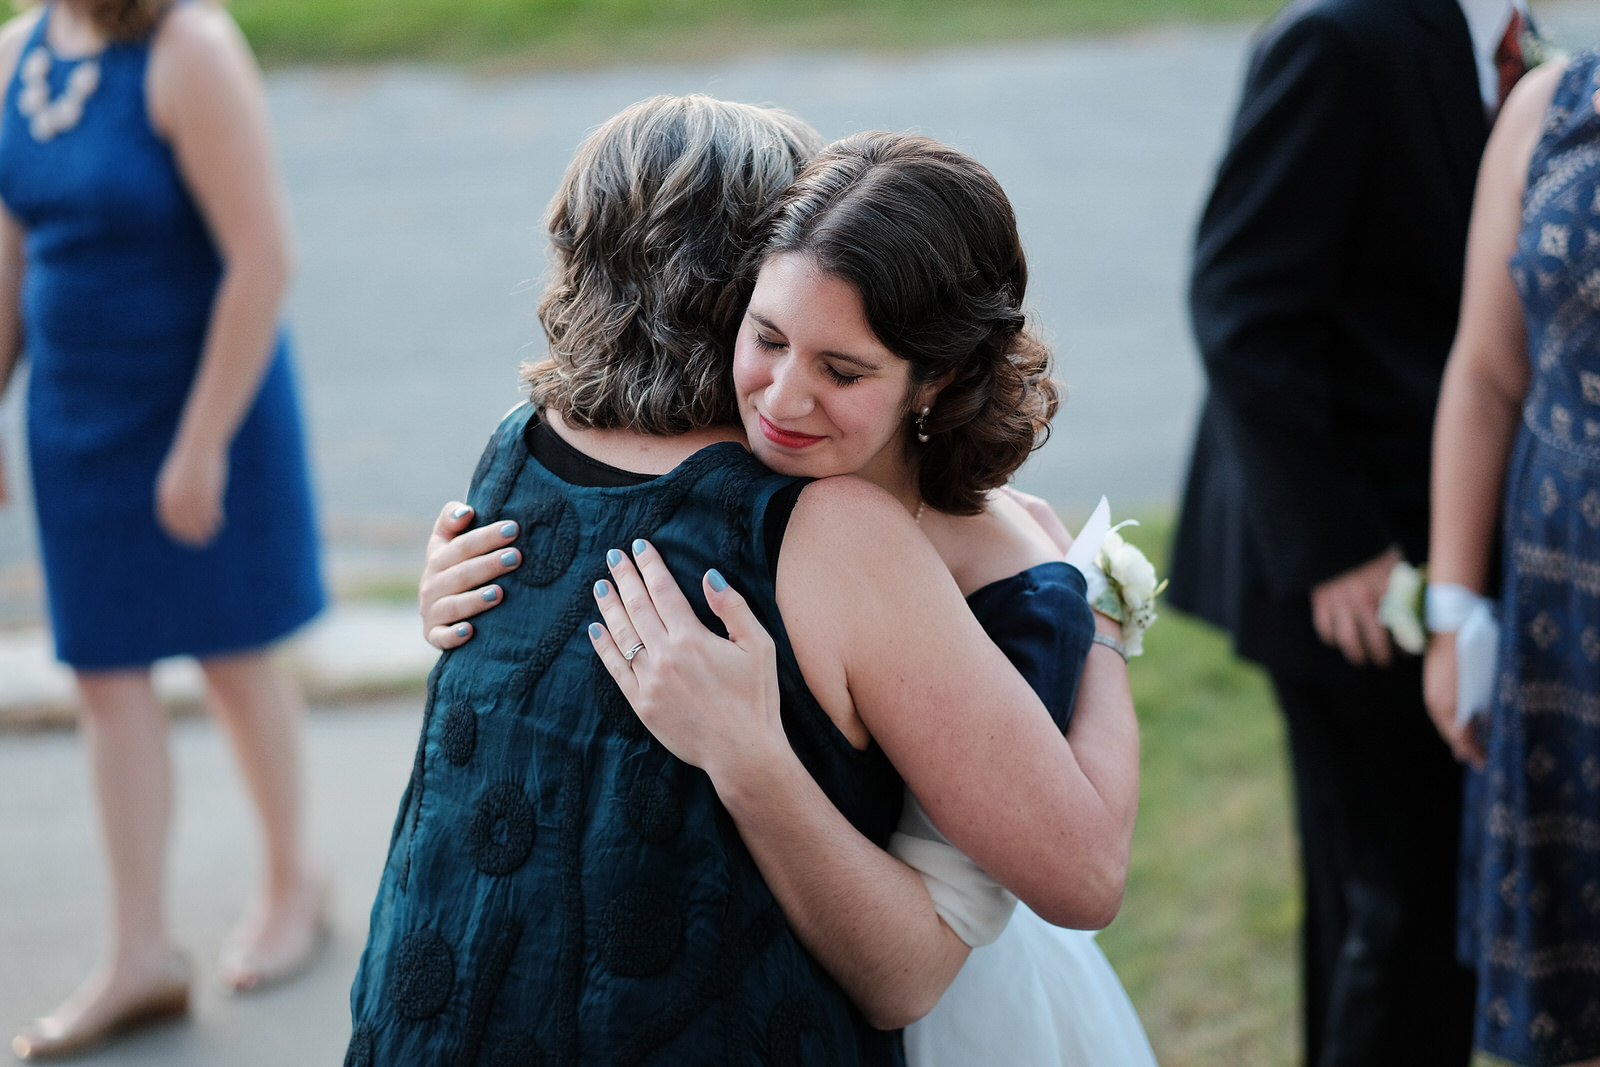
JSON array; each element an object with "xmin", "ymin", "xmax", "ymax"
[
  {"xmin": 1426, "ymin": 51, "xmax": 1600, "ymax": 1066},
  {"xmin": 425, "ymin": 132, "xmax": 1156, "ymax": 1063},
  {"xmin": 1, "ymin": 1, "xmax": 324, "ymax": 1058}
]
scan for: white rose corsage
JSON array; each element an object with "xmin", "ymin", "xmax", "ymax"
[
  {"xmin": 1377, "ymin": 559, "xmax": 1500, "ymax": 728},
  {"xmin": 1377, "ymin": 559, "xmax": 1428, "ymax": 655},
  {"xmin": 1064, "ymin": 498, "xmax": 1165, "ymax": 657}
]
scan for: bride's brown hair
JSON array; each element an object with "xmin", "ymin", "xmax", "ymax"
[{"xmin": 752, "ymin": 131, "xmax": 1059, "ymax": 516}]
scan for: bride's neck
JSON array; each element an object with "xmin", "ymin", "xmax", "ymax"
[{"xmin": 855, "ymin": 444, "xmax": 926, "ymax": 523}]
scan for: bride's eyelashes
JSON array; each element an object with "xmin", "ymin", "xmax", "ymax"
[
  {"xmin": 749, "ymin": 328, "xmax": 865, "ymax": 387},
  {"xmin": 750, "ymin": 330, "xmax": 786, "ymax": 353}
]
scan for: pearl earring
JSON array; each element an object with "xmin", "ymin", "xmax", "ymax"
[{"xmin": 914, "ymin": 406, "xmax": 931, "ymax": 444}]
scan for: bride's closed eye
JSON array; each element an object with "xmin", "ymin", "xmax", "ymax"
[{"xmin": 750, "ymin": 330, "xmax": 787, "ymax": 353}]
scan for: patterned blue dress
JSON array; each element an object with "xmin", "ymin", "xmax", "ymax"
[
  {"xmin": 348, "ymin": 405, "xmax": 906, "ymax": 1066},
  {"xmin": 0, "ymin": 7, "xmax": 323, "ymax": 668},
  {"xmin": 1459, "ymin": 50, "xmax": 1600, "ymax": 1066}
]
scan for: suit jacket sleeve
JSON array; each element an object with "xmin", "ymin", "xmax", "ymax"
[{"xmin": 1190, "ymin": 13, "xmax": 1394, "ymax": 596}]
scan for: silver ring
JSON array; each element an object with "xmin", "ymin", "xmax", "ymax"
[{"xmin": 623, "ymin": 641, "xmax": 646, "ymax": 662}]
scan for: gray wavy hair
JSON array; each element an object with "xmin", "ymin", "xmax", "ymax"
[{"xmin": 524, "ymin": 94, "xmax": 823, "ymax": 435}]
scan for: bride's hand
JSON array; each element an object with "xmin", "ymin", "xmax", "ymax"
[
  {"xmin": 997, "ymin": 485, "xmax": 1075, "ymax": 556},
  {"xmin": 419, "ymin": 501, "xmax": 521, "ymax": 649},
  {"xmin": 590, "ymin": 539, "xmax": 786, "ymax": 778}
]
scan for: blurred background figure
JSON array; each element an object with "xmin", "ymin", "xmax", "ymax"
[
  {"xmin": 1426, "ymin": 53, "xmax": 1600, "ymax": 1066},
  {"xmin": 0, "ymin": 0, "xmax": 325, "ymax": 1059},
  {"xmin": 1167, "ymin": 0, "xmax": 1534, "ymax": 1063}
]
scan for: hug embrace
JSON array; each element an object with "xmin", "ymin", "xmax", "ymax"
[{"xmin": 347, "ymin": 95, "xmax": 1158, "ymax": 1064}]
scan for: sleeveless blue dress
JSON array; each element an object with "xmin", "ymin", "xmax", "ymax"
[
  {"xmin": 0, "ymin": 7, "xmax": 323, "ymax": 668},
  {"xmin": 1458, "ymin": 50, "xmax": 1600, "ymax": 1066},
  {"xmin": 348, "ymin": 405, "xmax": 906, "ymax": 1066}
]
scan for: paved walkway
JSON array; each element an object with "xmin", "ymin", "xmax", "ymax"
[{"xmin": 4, "ymin": 7, "xmax": 1600, "ymax": 1062}]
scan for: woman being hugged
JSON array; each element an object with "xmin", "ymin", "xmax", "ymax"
[{"xmin": 2, "ymin": 0, "xmax": 325, "ymax": 1058}]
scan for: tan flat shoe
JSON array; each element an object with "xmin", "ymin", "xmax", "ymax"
[
  {"xmin": 12, "ymin": 952, "xmax": 190, "ymax": 1061},
  {"xmin": 219, "ymin": 877, "xmax": 331, "ymax": 993}
]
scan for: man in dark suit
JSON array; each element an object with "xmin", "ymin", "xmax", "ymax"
[{"xmin": 1169, "ymin": 0, "xmax": 1531, "ymax": 1062}]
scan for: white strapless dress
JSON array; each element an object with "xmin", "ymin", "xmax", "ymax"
[{"xmin": 891, "ymin": 793, "xmax": 1158, "ymax": 1066}]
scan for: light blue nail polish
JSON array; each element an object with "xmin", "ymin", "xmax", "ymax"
[
  {"xmin": 606, "ymin": 548, "xmax": 624, "ymax": 567},
  {"xmin": 452, "ymin": 505, "xmax": 472, "ymax": 519},
  {"xmin": 481, "ymin": 587, "xmax": 498, "ymax": 602},
  {"xmin": 589, "ymin": 622, "xmax": 604, "ymax": 640},
  {"xmin": 595, "ymin": 579, "xmax": 610, "ymax": 597},
  {"xmin": 455, "ymin": 623, "xmax": 470, "ymax": 637},
  {"xmin": 632, "ymin": 538, "xmax": 648, "ymax": 556},
  {"xmin": 707, "ymin": 569, "xmax": 728, "ymax": 592},
  {"xmin": 500, "ymin": 551, "xmax": 518, "ymax": 567},
  {"xmin": 500, "ymin": 522, "xmax": 518, "ymax": 538}
]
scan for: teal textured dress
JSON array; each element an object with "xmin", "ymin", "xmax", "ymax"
[{"xmin": 348, "ymin": 405, "xmax": 906, "ymax": 1066}]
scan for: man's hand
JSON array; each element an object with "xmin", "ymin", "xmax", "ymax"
[{"xmin": 1310, "ymin": 545, "xmax": 1401, "ymax": 667}]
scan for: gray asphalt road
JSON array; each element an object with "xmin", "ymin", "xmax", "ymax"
[
  {"xmin": 0, "ymin": 22, "xmax": 1259, "ymax": 624},
  {"xmin": 0, "ymin": 697, "xmax": 417, "ymax": 1066}
]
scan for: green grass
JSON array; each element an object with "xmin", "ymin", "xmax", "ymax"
[
  {"xmin": 230, "ymin": 0, "xmax": 1282, "ymax": 67},
  {"xmin": 1094, "ymin": 514, "xmax": 1301, "ymax": 1064}
]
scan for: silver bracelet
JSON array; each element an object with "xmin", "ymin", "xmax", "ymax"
[{"xmin": 1091, "ymin": 632, "xmax": 1129, "ymax": 662}]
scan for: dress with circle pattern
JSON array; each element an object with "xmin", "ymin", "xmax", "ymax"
[{"xmin": 347, "ymin": 404, "xmax": 905, "ymax": 1066}]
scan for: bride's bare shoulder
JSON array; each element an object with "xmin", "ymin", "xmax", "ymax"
[{"xmin": 922, "ymin": 491, "xmax": 1061, "ymax": 596}]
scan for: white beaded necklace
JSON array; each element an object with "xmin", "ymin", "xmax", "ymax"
[{"xmin": 17, "ymin": 45, "xmax": 100, "ymax": 142}]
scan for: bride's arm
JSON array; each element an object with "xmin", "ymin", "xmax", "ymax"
[
  {"xmin": 591, "ymin": 478, "xmax": 1138, "ymax": 1022},
  {"xmin": 591, "ymin": 542, "xmax": 971, "ymax": 1028}
]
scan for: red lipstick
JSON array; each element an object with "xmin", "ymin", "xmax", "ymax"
[{"xmin": 758, "ymin": 415, "xmax": 824, "ymax": 449}]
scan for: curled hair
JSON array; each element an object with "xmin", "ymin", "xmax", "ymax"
[
  {"xmin": 754, "ymin": 131, "xmax": 1058, "ymax": 515},
  {"xmin": 19, "ymin": 0, "xmax": 175, "ymax": 40},
  {"xmin": 525, "ymin": 95, "xmax": 823, "ymax": 435}
]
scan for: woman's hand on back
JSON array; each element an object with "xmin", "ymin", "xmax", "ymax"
[
  {"xmin": 590, "ymin": 539, "xmax": 788, "ymax": 781},
  {"xmin": 419, "ymin": 501, "xmax": 521, "ymax": 649}
]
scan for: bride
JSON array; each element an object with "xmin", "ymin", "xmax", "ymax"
[{"xmin": 423, "ymin": 130, "xmax": 1159, "ymax": 1065}]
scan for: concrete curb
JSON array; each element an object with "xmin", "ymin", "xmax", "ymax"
[{"xmin": 0, "ymin": 602, "xmax": 437, "ymax": 730}]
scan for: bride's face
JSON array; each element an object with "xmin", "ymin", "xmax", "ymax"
[{"xmin": 733, "ymin": 252, "xmax": 927, "ymax": 490}]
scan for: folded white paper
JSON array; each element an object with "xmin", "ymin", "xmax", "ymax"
[
  {"xmin": 1455, "ymin": 599, "xmax": 1499, "ymax": 729},
  {"xmin": 1065, "ymin": 496, "xmax": 1112, "ymax": 602}
]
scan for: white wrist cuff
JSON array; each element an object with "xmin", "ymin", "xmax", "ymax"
[{"xmin": 1425, "ymin": 582, "xmax": 1488, "ymax": 634}]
